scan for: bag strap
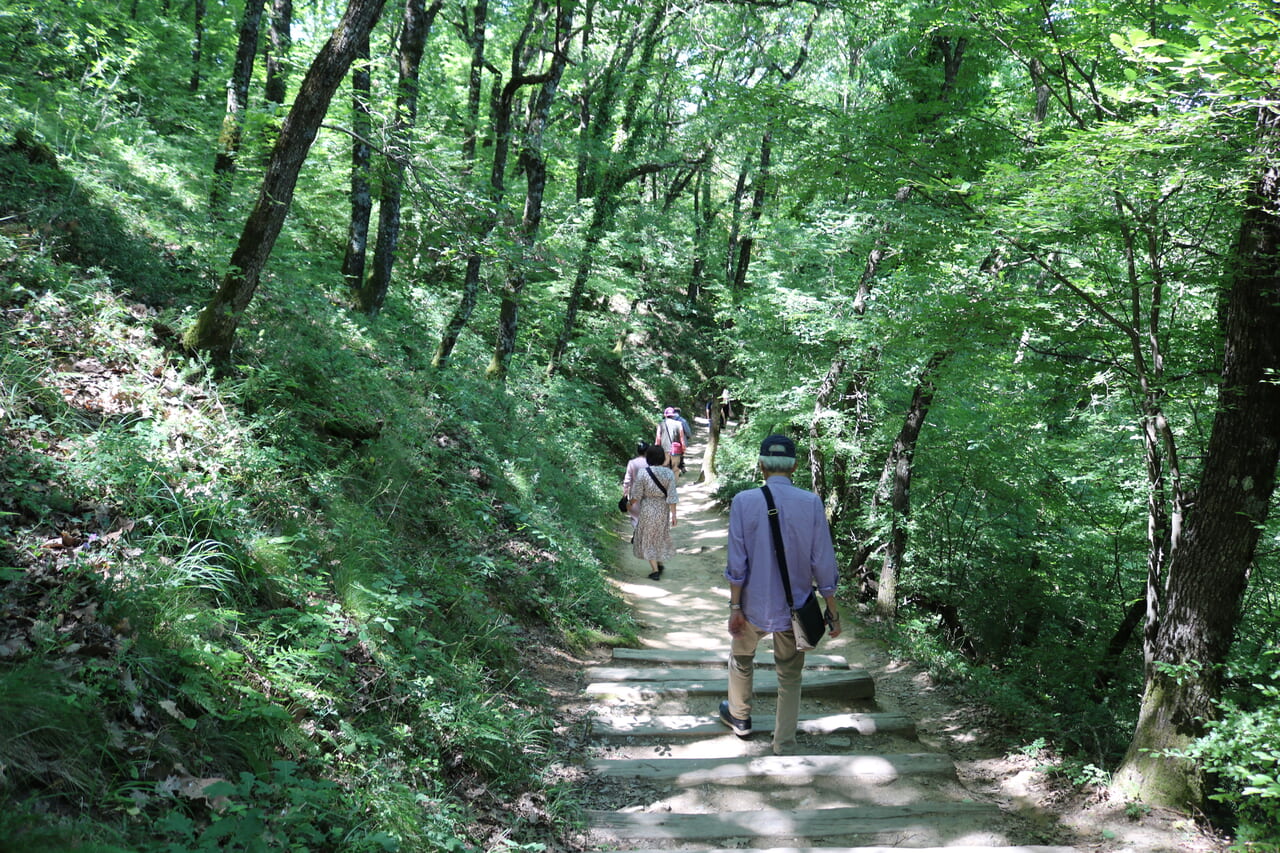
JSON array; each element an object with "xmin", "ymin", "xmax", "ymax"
[
  {"xmin": 761, "ymin": 485, "xmax": 796, "ymax": 610},
  {"xmin": 645, "ymin": 466, "xmax": 668, "ymax": 497}
]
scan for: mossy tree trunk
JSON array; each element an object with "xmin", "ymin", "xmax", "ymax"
[
  {"xmin": 185, "ymin": 0, "xmax": 389, "ymax": 360},
  {"xmin": 210, "ymin": 0, "xmax": 266, "ymax": 212}
]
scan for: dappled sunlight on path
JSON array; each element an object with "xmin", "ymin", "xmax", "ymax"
[
  {"xmin": 582, "ymin": 419, "xmax": 1093, "ymax": 852},
  {"xmin": 608, "ymin": 423, "xmax": 734, "ymax": 652}
]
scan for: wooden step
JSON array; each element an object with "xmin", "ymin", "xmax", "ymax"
[
  {"xmin": 590, "ymin": 663, "xmax": 858, "ymax": 682},
  {"xmin": 614, "ymin": 647, "xmax": 851, "ymax": 669},
  {"xmin": 589, "ymin": 753, "xmax": 955, "ymax": 783},
  {"xmin": 584, "ymin": 668, "xmax": 875, "ymax": 700},
  {"xmin": 618, "ymin": 846, "xmax": 1079, "ymax": 853},
  {"xmin": 592, "ymin": 711, "xmax": 915, "ymax": 740},
  {"xmin": 587, "ymin": 801, "xmax": 1006, "ymax": 845}
]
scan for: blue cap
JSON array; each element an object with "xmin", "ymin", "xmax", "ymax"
[{"xmin": 759, "ymin": 434, "xmax": 796, "ymax": 458}]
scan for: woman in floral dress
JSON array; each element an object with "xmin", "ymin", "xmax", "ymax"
[{"xmin": 629, "ymin": 444, "xmax": 677, "ymax": 580}]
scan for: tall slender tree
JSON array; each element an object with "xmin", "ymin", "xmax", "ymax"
[
  {"xmin": 486, "ymin": 0, "xmax": 575, "ymax": 380},
  {"xmin": 189, "ymin": 0, "xmax": 206, "ymax": 92},
  {"xmin": 358, "ymin": 0, "xmax": 444, "ymax": 316},
  {"xmin": 340, "ymin": 33, "xmax": 374, "ymax": 290},
  {"xmin": 264, "ymin": 0, "xmax": 293, "ymax": 106},
  {"xmin": 431, "ymin": 0, "xmax": 502, "ymax": 368},
  {"xmin": 547, "ymin": 2, "xmax": 669, "ymax": 373},
  {"xmin": 185, "ymin": 0, "xmax": 390, "ymax": 359},
  {"xmin": 210, "ymin": 0, "xmax": 268, "ymax": 211}
]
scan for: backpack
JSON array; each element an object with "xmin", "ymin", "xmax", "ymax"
[{"xmin": 664, "ymin": 419, "xmax": 684, "ymax": 455}]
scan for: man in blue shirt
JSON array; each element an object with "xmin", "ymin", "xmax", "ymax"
[{"xmin": 721, "ymin": 434, "xmax": 841, "ymax": 755}]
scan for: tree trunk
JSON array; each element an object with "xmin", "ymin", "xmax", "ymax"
[
  {"xmin": 432, "ymin": 255, "xmax": 484, "ymax": 368},
  {"xmin": 1115, "ymin": 107, "xmax": 1280, "ymax": 810},
  {"xmin": 875, "ymin": 350, "xmax": 950, "ymax": 618},
  {"xmin": 210, "ymin": 0, "xmax": 267, "ymax": 212},
  {"xmin": 547, "ymin": 4, "xmax": 664, "ymax": 373},
  {"xmin": 184, "ymin": 0, "xmax": 389, "ymax": 360},
  {"xmin": 811, "ymin": 238, "xmax": 884, "ymax": 515},
  {"xmin": 1092, "ymin": 598, "xmax": 1145, "ymax": 696},
  {"xmin": 434, "ymin": 21, "xmax": 508, "ymax": 370},
  {"xmin": 698, "ymin": 389, "xmax": 724, "ymax": 486},
  {"xmin": 808, "ymin": 355, "xmax": 847, "ymax": 501},
  {"xmin": 358, "ymin": 0, "xmax": 443, "ymax": 316},
  {"xmin": 549, "ymin": 201, "xmax": 609, "ymax": 371},
  {"xmin": 189, "ymin": 0, "xmax": 206, "ymax": 92},
  {"xmin": 461, "ymin": 0, "xmax": 490, "ymax": 166},
  {"xmin": 935, "ymin": 34, "xmax": 966, "ymax": 102},
  {"xmin": 486, "ymin": 0, "xmax": 575, "ymax": 381},
  {"xmin": 340, "ymin": 33, "xmax": 373, "ymax": 290},
  {"xmin": 730, "ymin": 130, "xmax": 771, "ymax": 294},
  {"xmin": 688, "ymin": 161, "xmax": 713, "ymax": 304},
  {"xmin": 1110, "ymin": 186, "xmax": 1189, "ymax": 675},
  {"xmin": 264, "ymin": 0, "xmax": 293, "ymax": 105}
]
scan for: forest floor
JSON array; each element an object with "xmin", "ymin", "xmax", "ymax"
[{"xmin": 535, "ymin": 423, "xmax": 1231, "ymax": 853}]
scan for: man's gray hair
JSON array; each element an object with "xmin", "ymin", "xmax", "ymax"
[{"xmin": 759, "ymin": 455, "xmax": 797, "ymax": 474}]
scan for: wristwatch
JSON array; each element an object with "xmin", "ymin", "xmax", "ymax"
[{"xmin": 729, "ymin": 603, "xmax": 742, "ymax": 611}]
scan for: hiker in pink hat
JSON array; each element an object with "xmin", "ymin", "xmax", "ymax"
[{"xmin": 654, "ymin": 407, "xmax": 688, "ymax": 478}]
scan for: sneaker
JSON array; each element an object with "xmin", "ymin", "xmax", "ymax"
[{"xmin": 719, "ymin": 700, "xmax": 751, "ymax": 738}]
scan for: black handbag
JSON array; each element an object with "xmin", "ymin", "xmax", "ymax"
[
  {"xmin": 618, "ymin": 496, "xmax": 629, "ymax": 514},
  {"xmin": 761, "ymin": 485, "xmax": 826, "ymax": 651}
]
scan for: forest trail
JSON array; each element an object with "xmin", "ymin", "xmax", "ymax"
[{"xmin": 571, "ymin": 423, "xmax": 1202, "ymax": 853}]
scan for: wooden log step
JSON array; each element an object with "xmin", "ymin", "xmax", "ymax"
[
  {"xmin": 587, "ymin": 801, "xmax": 1002, "ymax": 844},
  {"xmin": 584, "ymin": 669, "xmax": 875, "ymax": 700},
  {"xmin": 617, "ymin": 846, "xmax": 1079, "ymax": 853},
  {"xmin": 592, "ymin": 711, "xmax": 915, "ymax": 740},
  {"xmin": 586, "ymin": 665, "xmax": 871, "ymax": 684},
  {"xmin": 589, "ymin": 753, "xmax": 956, "ymax": 784},
  {"xmin": 614, "ymin": 647, "xmax": 851, "ymax": 669}
]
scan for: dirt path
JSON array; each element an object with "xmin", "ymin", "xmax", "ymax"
[{"xmin": 565, "ymin": 424, "xmax": 1226, "ymax": 852}]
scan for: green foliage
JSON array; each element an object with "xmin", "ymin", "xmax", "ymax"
[
  {"xmin": 4, "ymin": 0, "xmax": 1280, "ymax": 846},
  {"xmin": 0, "ymin": 130, "xmax": 640, "ymax": 848},
  {"xmin": 145, "ymin": 761, "xmax": 398, "ymax": 853},
  {"xmin": 1175, "ymin": 650, "xmax": 1280, "ymax": 846},
  {"xmin": 0, "ymin": 663, "xmax": 112, "ymax": 796}
]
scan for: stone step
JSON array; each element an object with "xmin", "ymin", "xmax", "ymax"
[
  {"xmin": 614, "ymin": 647, "xmax": 851, "ymax": 669},
  {"xmin": 590, "ymin": 753, "xmax": 956, "ymax": 784},
  {"xmin": 584, "ymin": 669, "xmax": 875, "ymax": 701},
  {"xmin": 592, "ymin": 711, "xmax": 915, "ymax": 740},
  {"xmin": 587, "ymin": 801, "xmax": 1011, "ymax": 846}
]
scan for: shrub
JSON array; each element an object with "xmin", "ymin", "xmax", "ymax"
[{"xmin": 1177, "ymin": 649, "xmax": 1280, "ymax": 847}]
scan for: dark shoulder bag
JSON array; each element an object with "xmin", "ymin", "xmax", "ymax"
[{"xmin": 761, "ymin": 485, "xmax": 826, "ymax": 651}]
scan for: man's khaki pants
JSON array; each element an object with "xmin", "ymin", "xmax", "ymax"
[{"xmin": 727, "ymin": 620, "xmax": 804, "ymax": 755}]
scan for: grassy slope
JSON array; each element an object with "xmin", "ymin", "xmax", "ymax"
[{"xmin": 0, "ymin": 84, "xmax": 710, "ymax": 852}]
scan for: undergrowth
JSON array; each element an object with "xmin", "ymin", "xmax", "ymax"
[{"xmin": 0, "ymin": 137, "xmax": 652, "ymax": 851}]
